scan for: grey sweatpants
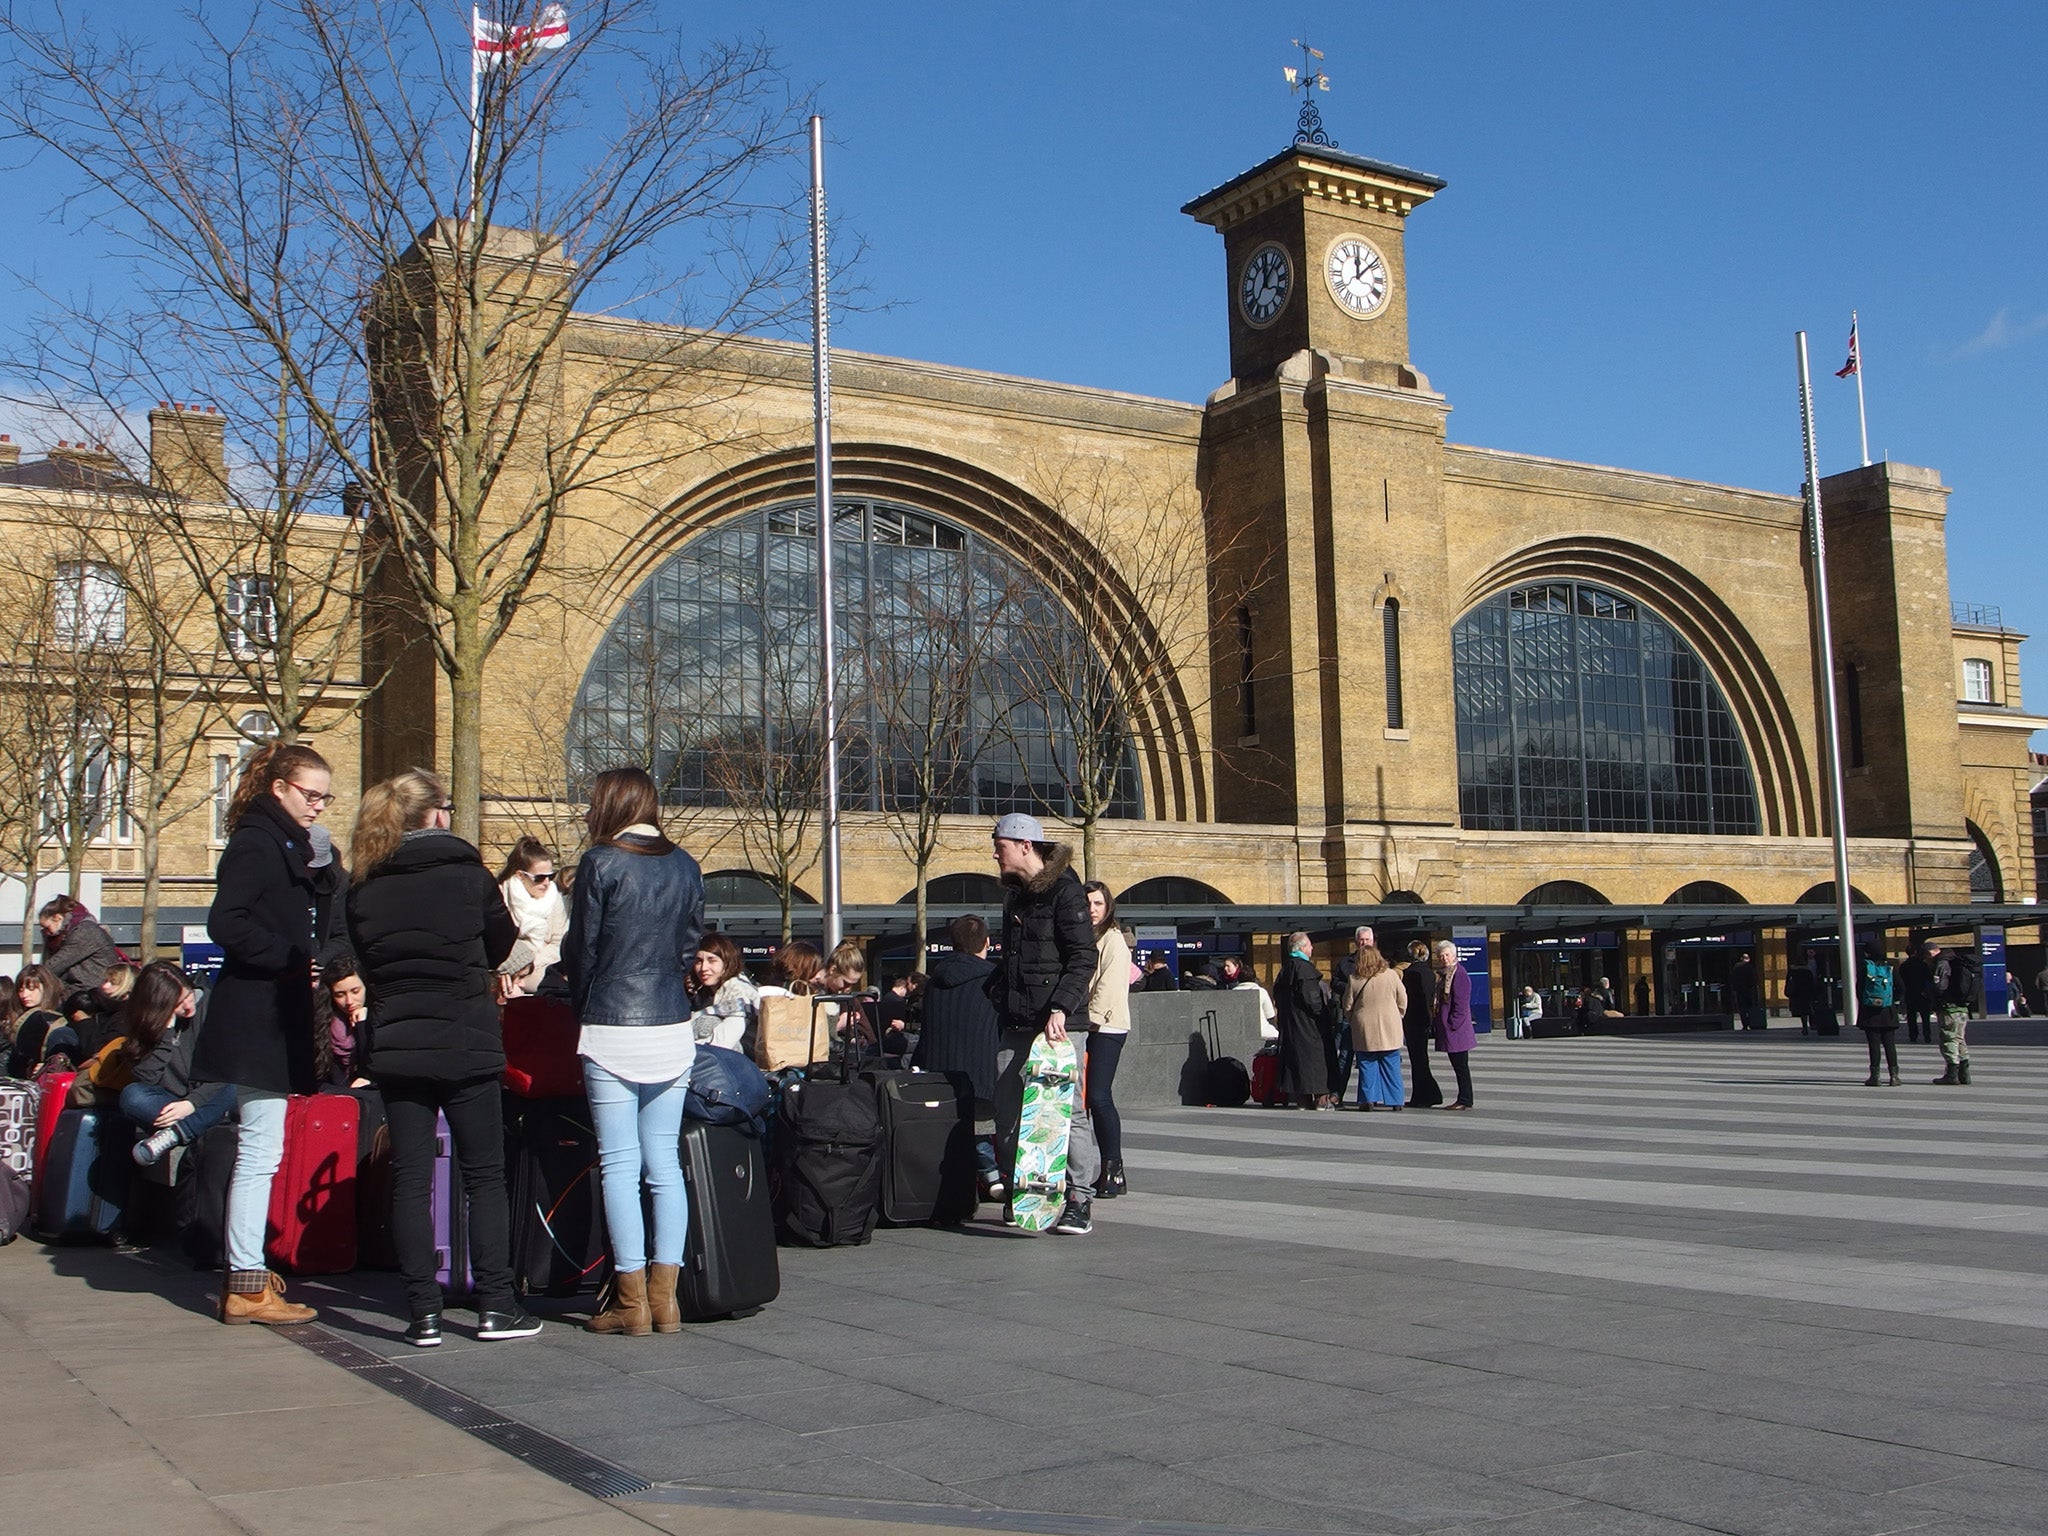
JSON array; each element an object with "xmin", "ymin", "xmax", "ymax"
[{"xmin": 994, "ymin": 1028, "xmax": 1099, "ymax": 1202}]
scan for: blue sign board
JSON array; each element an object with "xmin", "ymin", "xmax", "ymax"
[
  {"xmin": 180, "ymin": 941, "xmax": 225, "ymax": 988},
  {"xmin": 1452, "ymin": 924, "xmax": 1492, "ymax": 1031},
  {"xmin": 1982, "ymin": 927, "xmax": 2006, "ymax": 1016}
]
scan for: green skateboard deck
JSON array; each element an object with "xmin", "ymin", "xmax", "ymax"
[{"xmin": 1010, "ymin": 1034, "xmax": 1078, "ymax": 1233}]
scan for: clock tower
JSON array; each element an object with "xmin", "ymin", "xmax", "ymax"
[
  {"xmin": 1183, "ymin": 145, "xmax": 1444, "ymax": 388},
  {"xmin": 1187, "ymin": 144, "xmax": 1460, "ymax": 901}
]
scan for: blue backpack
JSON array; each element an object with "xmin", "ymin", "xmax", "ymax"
[
  {"xmin": 684, "ymin": 1045, "xmax": 774, "ymax": 1132},
  {"xmin": 1861, "ymin": 959, "xmax": 1895, "ymax": 1010}
]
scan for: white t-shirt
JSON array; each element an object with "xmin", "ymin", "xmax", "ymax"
[{"xmin": 579, "ymin": 1024, "xmax": 695, "ymax": 1086}]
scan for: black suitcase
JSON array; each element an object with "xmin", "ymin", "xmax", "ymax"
[
  {"xmin": 507, "ymin": 1096, "xmax": 609, "ymax": 1297},
  {"xmin": 35, "ymin": 1105, "xmax": 133, "ymax": 1242},
  {"xmin": 771, "ymin": 1065, "xmax": 885, "ymax": 1247},
  {"xmin": 677, "ymin": 1120, "xmax": 779, "ymax": 1319},
  {"xmin": 862, "ymin": 1068, "xmax": 977, "ymax": 1226}
]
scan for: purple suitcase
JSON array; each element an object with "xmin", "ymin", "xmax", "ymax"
[{"xmin": 429, "ymin": 1112, "xmax": 474, "ymax": 1295}]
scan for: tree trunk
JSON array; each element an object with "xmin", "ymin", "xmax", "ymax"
[
  {"xmin": 138, "ymin": 812, "xmax": 162, "ymax": 961},
  {"xmin": 913, "ymin": 861, "xmax": 929, "ymax": 975},
  {"xmin": 779, "ymin": 885, "xmax": 793, "ymax": 946},
  {"xmin": 18, "ymin": 842, "xmax": 42, "ymax": 968},
  {"xmin": 1082, "ymin": 818, "xmax": 1098, "ymax": 885},
  {"xmin": 449, "ymin": 594, "xmax": 485, "ymax": 846}
]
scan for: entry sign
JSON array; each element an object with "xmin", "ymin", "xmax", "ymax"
[
  {"xmin": 1134, "ymin": 924, "xmax": 1179, "ymax": 982},
  {"xmin": 1981, "ymin": 927, "xmax": 2006, "ymax": 1017},
  {"xmin": 1452, "ymin": 924, "xmax": 1492, "ymax": 1031}
]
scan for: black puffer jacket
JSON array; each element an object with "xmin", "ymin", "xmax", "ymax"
[
  {"xmin": 564, "ymin": 833, "xmax": 704, "ymax": 1028},
  {"xmin": 914, "ymin": 950, "xmax": 999, "ymax": 1102},
  {"xmin": 192, "ymin": 794, "xmax": 343, "ymax": 1094},
  {"xmin": 990, "ymin": 845, "xmax": 1096, "ymax": 1034},
  {"xmin": 347, "ymin": 830, "xmax": 517, "ymax": 1083}
]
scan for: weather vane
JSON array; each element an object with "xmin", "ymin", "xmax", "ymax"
[{"xmin": 1283, "ymin": 37, "xmax": 1337, "ymax": 148}]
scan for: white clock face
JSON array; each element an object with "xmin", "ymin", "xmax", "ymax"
[
  {"xmin": 1238, "ymin": 242, "xmax": 1292, "ymax": 328},
  {"xmin": 1325, "ymin": 236, "xmax": 1391, "ymax": 318}
]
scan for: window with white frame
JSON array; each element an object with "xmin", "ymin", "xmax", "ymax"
[
  {"xmin": 1963, "ymin": 657, "xmax": 1995, "ymax": 704},
  {"xmin": 224, "ymin": 573, "xmax": 278, "ymax": 656},
  {"xmin": 53, "ymin": 561, "xmax": 125, "ymax": 647}
]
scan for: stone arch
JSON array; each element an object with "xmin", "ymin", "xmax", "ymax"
[
  {"xmin": 585, "ymin": 444, "xmax": 1207, "ymax": 822},
  {"xmin": 1796, "ymin": 881, "xmax": 1872, "ymax": 904},
  {"xmin": 1458, "ymin": 536, "xmax": 1817, "ymax": 837},
  {"xmin": 1519, "ymin": 880, "xmax": 1610, "ymax": 906},
  {"xmin": 1118, "ymin": 875, "xmax": 1234, "ymax": 906},
  {"xmin": 1666, "ymin": 880, "xmax": 1747, "ymax": 905},
  {"xmin": 1966, "ymin": 821, "xmax": 2005, "ymax": 904},
  {"xmin": 898, "ymin": 873, "xmax": 1005, "ymax": 905}
]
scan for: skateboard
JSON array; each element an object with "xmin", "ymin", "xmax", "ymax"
[{"xmin": 1009, "ymin": 1034, "xmax": 1078, "ymax": 1233}]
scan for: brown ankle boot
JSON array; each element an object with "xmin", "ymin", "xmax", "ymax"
[
  {"xmin": 585, "ymin": 1267, "xmax": 652, "ymax": 1336},
  {"xmin": 647, "ymin": 1263, "xmax": 682, "ymax": 1334},
  {"xmin": 219, "ymin": 1269, "xmax": 316, "ymax": 1326}
]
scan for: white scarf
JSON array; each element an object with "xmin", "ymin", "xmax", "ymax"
[{"xmin": 501, "ymin": 871, "xmax": 566, "ymax": 946}]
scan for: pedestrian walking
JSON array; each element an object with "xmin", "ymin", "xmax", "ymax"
[
  {"xmin": 1082, "ymin": 881, "xmax": 1131, "ymax": 1199},
  {"xmin": 1787, "ymin": 952, "xmax": 1818, "ymax": 1036},
  {"xmin": 1897, "ymin": 944, "xmax": 1937, "ymax": 1044},
  {"xmin": 1342, "ymin": 939, "xmax": 1405, "ymax": 1109},
  {"xmin": 191, "ymin": 742, "xmax": 344, "ymax": 1327},
  {"xmin": 1274, "ymin": 931, "xmax": 1332, "ymax": 1110},
  {"xmin": 563, "ymin": 766, "xmax": 705, "ymax": 1336},
  {"xmin": 988, "ymin": 813, "xmax": 1099, "ymax": 1235},
  {"xmin": 1401, "ymin": 939, "xmax": 1443, "ymax": 1108},
  {"xmin": 1930, "ymin": 941, "xmax": 1979, "ymax": 1086},
  {"xmin": 1432, "ymin": 940, "xmax": 1476, "ymax": 1111},
  {"xmin": 348, "ymin": 768, "xmax": 538, "ymax": 1347},
  {"xmin": 1856, "ymin": 940, "xmax": 1901, "ymax": 1087}
]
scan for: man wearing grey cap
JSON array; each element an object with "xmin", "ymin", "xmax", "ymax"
[{"xmin": 988, "ymin": 812, "xmax": 1100, "ymax": 1234}]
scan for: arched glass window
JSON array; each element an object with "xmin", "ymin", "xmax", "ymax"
[
  {"xmin": 1382, "ymin": 598, "xmax": 1404, "ymax": 730},
  {"xmin": 1453, "ymin": 581, "xmax": 1760, "ymax": 835},
  {"xmin": 568, "ymin": 500, "xmax": 1140, "ymax": 818},
  {"xmin": 1967, "ymin": 823, "xmax": 2002, "ymax": 903}
]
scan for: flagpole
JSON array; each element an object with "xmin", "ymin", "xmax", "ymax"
[
  {"xmin": 467, "ymin": 7, "xmax": 482, "ymax": 215},
  {"xmin": 1852, "ymin": 311, "xmax": 1871, "ymax": 466},
  {"xmin": 808, "ymin": 115, "xmax": 844, "ymax": 955},
  {"xmin": 1798, "ymin": 331, "xmax": 1859, "ymax": 1030}
]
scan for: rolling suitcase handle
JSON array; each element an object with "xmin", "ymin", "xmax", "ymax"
[{"xmin": 806, "ymin": 990, "xmax": 881, "ymax": 1075}]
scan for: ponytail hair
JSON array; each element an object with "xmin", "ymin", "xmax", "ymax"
[
  {"xmin": 227, "ymin": 742, "xmax": 331, "ymax": 831},
  {"xmin": 350, "ymin": 768, "xmax": 448, "ymax": 882}
]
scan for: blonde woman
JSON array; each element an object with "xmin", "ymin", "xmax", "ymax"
[
  {"xmin": 347, "ymin": 769, "xmax": 535, "ymax": 1348},
  {"xmin": 1342, "ymin": 941, "xmax": 1406, "ymax": 1110},
  {"xmin": 1082, "ymin": 881, "xmax": 1131, "ymax": 1197}
]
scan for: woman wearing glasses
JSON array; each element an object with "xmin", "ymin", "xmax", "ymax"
[
  {"xmin": 497, "ymin": 836, "xmax": 568, "ymax": 982},
  {"xmin": 192, "ymin": 742, "xmax": 347, "ymax": 1326},
  {"xmin": 346, "ymin": 768, "xmax": 536, "ymax": 1347}
]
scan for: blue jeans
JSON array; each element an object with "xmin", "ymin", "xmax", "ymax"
[
  {"xmin": 224, "ymin": 1087, "xmax": 287, "ymax": 1273},
  {"xmin": 583, "ymin": 1060, "xmax": 691, "ymax": 1273},
  {"xmin": 118, "ymin": 1082, "xmax": 237, "ymax": 1143}
]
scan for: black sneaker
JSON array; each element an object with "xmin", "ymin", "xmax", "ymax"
[
  {"xmin": 1051, "ymin": 1199, "xmax": 1093, "ymax": 1236},
  {"xmin": 404, "ymin": 1313, "xmax": 442, "ymax": 1349},
  {"xmin": 476, "ymin": 1308, "xmax": 542, "ymax": 1341}
]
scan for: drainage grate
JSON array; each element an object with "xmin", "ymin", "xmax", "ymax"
[{"xmin": 280, "ymin": 1325, "xmax": 654, "ymax": 1501}]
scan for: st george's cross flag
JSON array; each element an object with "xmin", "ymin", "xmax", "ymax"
[
  {"xmin": 1834, "ymin": 317, "xmax": 1859, "ymax": 379},
  {"xmin": 473, "ymin": 5, "xmax": 570, "ymax": 67}
]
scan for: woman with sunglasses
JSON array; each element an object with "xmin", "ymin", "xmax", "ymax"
[
  {"xmin": 497, "ymin": 836, "xmax": 568, "ymax": 981},
  {"xmin": 191, "ymin": 741, "xmax": 346, "ymax": 1326}
]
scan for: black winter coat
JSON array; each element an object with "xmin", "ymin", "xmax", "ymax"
[
  {"xmin": 564, "ymin": 834, "xmax": 704, "ymax": 1028},
  {"xmin": 192, "ymin": 795, "xmax": 342, "ymax": 1095},
  {"xmin": 347, "ymin": 830, "xmax": 517, "ymax": 1083},
  {"xmin": 1897, "ymin": 956, "xmax": 1936, "ymax": 1007},
  {"xmin": 1274, "ymin": 951, "xmax": 1332, "ymax": 1098},
  {"xmin": 914, "ymin": 950, "xmax": 1000, "ymax": 1102},
  {"xmin": 990, "ymin": 845, "xmax": 1096, "ymax": 1034}
]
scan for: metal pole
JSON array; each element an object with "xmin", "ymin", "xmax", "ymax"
[
  {"xmin": 809, "ymin": 115, "xmax": 843, "ymax": 954},
  {"xmin": 1852, "ymin": 310, "xmax": 1871, "ymax": 467},
  {"xmin": 467, "ymin": 8, "xmax": 482, "ymax": 213},
  {"xmin": 1798, "ymin": 331, "xmax": 1859, "ymax": 1028}
]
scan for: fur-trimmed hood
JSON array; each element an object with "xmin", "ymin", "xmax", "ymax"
[{"xmin": 1003, "ymin": 842, "xmax": 1074, "ymax": 897}]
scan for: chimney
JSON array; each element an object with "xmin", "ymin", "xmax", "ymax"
[
  {"xmin": 0, "ymin": 434, "xmax": 18, "ymax": 471},
  {"xmin": 148, "ymin": 402, "xmax": 228, "ymax": 502},
  {"xmin": 46, "ymin": 439, "xmax": 124, "ymax": 477}
]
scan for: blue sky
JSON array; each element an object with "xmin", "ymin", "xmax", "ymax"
[{"xmin": 7, "ymin": 2, "xmax": 2044, "ymax": 696}]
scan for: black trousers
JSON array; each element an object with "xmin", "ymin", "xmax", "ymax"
[
  {"xmin": 1863, "ymin": 1026, "xmax": 1900, "ymax": 1080},
  {"xmin": 379, "ymin": 1074, "xmax": 516, "ymax": 1319},
  {"xmin": 1448, "ymin": 1050, "xmax": 1474, "ymax": 1107},
  {"xmin": 1086, "ymin": 1031, "xmax": 1126, "ymax": 1163},
  {"xmin": 1903, "ymin": 1003, "xmax": 1937, "ymax": 1043},
  {"xmin": 1404, "ymin": 1019, "xmax": 1442, "ymax": 1106}
]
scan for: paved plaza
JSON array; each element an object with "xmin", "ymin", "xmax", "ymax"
[{"xmin": 8, "ymin": 1027, "xmax": 2048, "ymax": 1535}]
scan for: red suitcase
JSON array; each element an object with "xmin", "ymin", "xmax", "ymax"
[
  {"xmin": 1250, "ymin": 1047, "xmax": 1281, "ymax": 1107},
  {"xmin": 30, "ymin": 1069, "xmax": 79, "ymax": 1200},
  {"xmin": 501, "ymin": 996, "xmax": 583, "ymax": 1099},
  {"xmin": 266, "ymin": 1094, "xmax": 359, "ymax": 1275}
]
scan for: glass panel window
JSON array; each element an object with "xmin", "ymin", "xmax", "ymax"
[
  {"xmin": 1962, "ymin": 657, "xmax": 1994, "ymax": 704},
  {"xmin": 224, "ymin": 574, "xmax": 278, "ymax": 656},
  {"xmin": 1453, "ymin": 580, "xmax": 1759, "ymax": 835},
  {"xmin": 53, "ymin": 561, "xmax": 125, "ymax": 646}
]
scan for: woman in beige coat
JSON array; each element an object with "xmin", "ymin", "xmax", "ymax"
[{"xmin": 1342, "ymin": 941, "xmax": 1406, "ymax": 1110}]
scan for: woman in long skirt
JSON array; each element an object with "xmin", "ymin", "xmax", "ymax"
[{"xmin": 1342, "ymin": 939, "xmax": 1406, "ymax": 1109}]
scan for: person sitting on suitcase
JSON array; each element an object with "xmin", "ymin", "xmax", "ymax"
[
  {"xmin": 111, "ymin": 965, "xmax": 239, "ymax": 1167},
  {"xmin": 987, "ymin": 813, "xmax": 1100, "ymax": 1236},
  {"xmin": 913, "ymin": 915, "xmax": 1004, "ymax": 1203}
]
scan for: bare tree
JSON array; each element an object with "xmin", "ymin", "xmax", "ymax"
[{"xmin": 2, "ymin": 0, "xmax": 814, "ymax": 842}]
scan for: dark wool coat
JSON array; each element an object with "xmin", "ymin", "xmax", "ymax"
[
  {"xmin": 191, "ymin": 795, "xmax": 342, "ymax": 1095},
  {"xmin": 44, "ymin": 916, "xmax": 121, "ymax": 993},
  {"xmin": 563, "ymin": 834, "xmax": 704, "ymax": 1028},
  {"xmin": 990, "ymin": 845, "xmax": 1097, "ymax": 1034},
  {"xmin": 914, "ymin": 949, "xmax": 1000, "ymax": 1103},
  {"xmin": 347, "ymin": 830, "xmax": 518, "ymax": 1083},
  {"xmin": 1273, "ymin": 951, "xmax": 1331, "ymax": 1097}
]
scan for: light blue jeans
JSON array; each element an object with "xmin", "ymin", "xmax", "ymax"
[
  {"xmin": 583, "ymin": 1060, "xmax": 691, "ymax": 1273},
  {"xmin": 224, "ymin": 1087, "xmax": 287, "ymax": 1273}
]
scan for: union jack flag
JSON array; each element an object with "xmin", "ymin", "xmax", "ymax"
[{"xmin": 1834, "ymin": 317, "xmax": 1859, "ymax": 379}]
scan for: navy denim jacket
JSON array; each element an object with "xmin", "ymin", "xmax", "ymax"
[{"xmin": 564, "ymin": 834, "xmax": 705, "ymax": 1027}]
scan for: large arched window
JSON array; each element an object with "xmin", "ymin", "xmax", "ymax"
[
  {"xmin": 569, "ymin": 499, "xmax": 1140, "ymax": 818},
  {"xmin": 1454, "ymin": 580, "xmax": 1760, "ymax": 835}
]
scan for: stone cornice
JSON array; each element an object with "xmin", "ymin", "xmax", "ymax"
[{"xmin": 1183, "ymin": 147, "xmax": 1444, "ymax": 232}]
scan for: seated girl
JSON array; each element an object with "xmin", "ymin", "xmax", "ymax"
[
  {"xmin": 6, "ymin": 965, "xmax": 70, "ymax": 1077},
  {"xmin": 113, "ymin": 962, "xmax": 239, "ymax": 1167},
  {"xmin": 319, "ymin": 955, "xmax": 374, "ymax": 1088},
  {"xmin": 689, "ymin": 933, "xmax": 759, "ymax": 1052}
]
